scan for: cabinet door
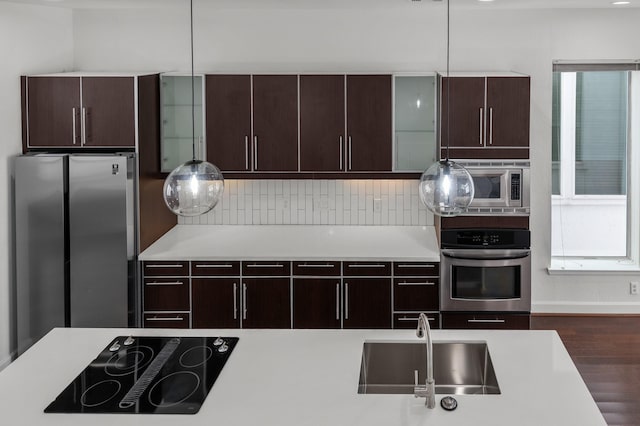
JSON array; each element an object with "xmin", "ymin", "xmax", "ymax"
[
  {"xmin": 252, "ymin": 75, "xmax": 298, "ymax": 172},
  {"xmin": 242, "ymin": 278, "xmax": 291, "ymax": 328},
  {"xmin": 293, "ymin": 278, "xmax": 341, "ymax": 329},
  {"xmin": 192, "ymin": 278, "xmax": 240, "ymax": 328},
  {"xmin": 205, "ymin": 75, "xmax": 252, "ymax": 171},
  {"xmin": 346, "ymin": 75, "xmax": 392, "ymax": 171},
  {"xmin": 486, "ymin": 77, "xmax": 530, "ymax": 148},
  {"xmin": 299, "ymin": 75, "xmax": 345, "ymax": 172},
  {"xmin": 81, "ymin": 77, "xmax": 135, "ymax": 147},
  {"xmin": 26, "ymin": 77, "xmax": 80, "ymax": 148},
  {"xmin": 441, "ymin": 313, "xmax": 530, "ymax": 330},
  {"xmin": 343, "ymin": 278, "xmax": 391, "ymax": 329},
  {"xmin": 440, "ymin": 77, "xmax": 485, "ymax": 151}
]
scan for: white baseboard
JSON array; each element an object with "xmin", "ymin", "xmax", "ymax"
[{"xmin": 533, "ymin": 301, "xmax": 640, "ymax": 314}]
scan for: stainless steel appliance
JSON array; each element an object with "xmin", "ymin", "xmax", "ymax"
[
  {"xmin": 14, "ymin": 153, "xmax": 138, "ymax": 356},
  {"xmin": 45, "ymin": 336, "xmax": 238, "ymax": 414},
  {"xmin": 457, "ymin": 160, "xmax": 530, "ymax": 215},
  {"xmin": 440, "ymin": 229, "xmax": 531, "ymax": 312}
]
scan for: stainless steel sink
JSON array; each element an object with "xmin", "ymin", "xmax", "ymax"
[{"xmin": 358, "ymin": 341, "xmax": 501, "ymax": 395}]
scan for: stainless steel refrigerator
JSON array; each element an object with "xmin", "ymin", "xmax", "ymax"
[{"xmin": 14, "ymin": 153, "xmax": 138, "ymax": 356}]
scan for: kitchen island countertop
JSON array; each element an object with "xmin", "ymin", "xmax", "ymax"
[
  {"xmin": 139, "ymin": 225, "xmax": 440, "ymax": 261},
  {"xmin": 0, "ymin": 328, "xmax": 606, "ymax": 426}
]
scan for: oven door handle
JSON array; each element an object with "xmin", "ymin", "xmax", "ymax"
[{"xmin": 441, "ymin": 249, "xmax": 531, "ymax": 260}]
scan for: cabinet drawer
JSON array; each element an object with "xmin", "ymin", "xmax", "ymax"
[
  {"xmin": 143, "ymin": 313, "xmax": 190, "ymax": 329},
  {"xmin": 393, "ymin": 313, "xmax": 440, "ymax": 330},
  {"xmin": 343, "ymin": 262, "xmax": 391, "ymax": 277},
  {"xmin": 293, "ymin": 261, "xmax": 340, "ymax": 276},
  {"xmin": 393, "ymin": 278, "xmax": 439, "ymax": 311},
  {"xmin": 192, "ymin": 261, "xmax": 240, "ymax": 276},
  {"xmin": 393, "ymin": 262, "xmax": 439, "ymax": 277},
  {"xmin": 441, "ymin": 313, "xmax": 530, "ymax": 330},
  {"xmin": 242, "ymin": 261, "xmax": 291, "ymax": 276},
  {"xmin": 143, "ymin": 261, "xmax": 189, "ymax": 277},
  {"xmin": 143, "ymin": 278, "xmax": 190, "ymax": 311}
]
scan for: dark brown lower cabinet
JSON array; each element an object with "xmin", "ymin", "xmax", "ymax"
[
  {"xmin": 143, "ymin": 313, "xmax": 190, "ymax": 329},
  {"xmin": 441, "ymin": 312, "xmax": 530, "ymax": 330},
  {"xmin": 293, "ymin": 278, "xmax": 341, "ymax": 329},
  {"xmin": 343, "ymin": 278, "xmax": 391, "ymax": 329},
  {"xmin": 192, "ymin": 278, "xmax": 240, "ymax": 328},
  {"xmin": 393, "ymin": 313, "xmax": 440, "ymax": 330},
  {"xmin": 242, "ymin": 278, "xmax": 291, "ymax": 328},
  {"xmin": 143, "ymin": 278, "xmax": 190, "ymax": 311}
]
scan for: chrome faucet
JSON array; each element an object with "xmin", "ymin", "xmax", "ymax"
[{"xmin": 414, "ymin": 313, "xmax": 436, "ymax": 408}]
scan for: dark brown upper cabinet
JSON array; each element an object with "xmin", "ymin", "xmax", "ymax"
[
  {"xmin": 205, "ymin": 75, "xmax": 252, "ymax": 171},
  {"xmin": 346, "ymin": 75, "xmax": 393, "ymax": 171},
  {"xmin": 299, "ymin": 75, "xmax": 345, "ymax": 172},
  {"xmin": 205, "ymin": 74, "xmax": 298, "ymax": 173},
  {"xmin": 23, "ymin": 75, "xmax": 136, "ymax": 150},
  {"xmin": 439, "ymin": 74, "xmax": 530, "ymax": 160}
]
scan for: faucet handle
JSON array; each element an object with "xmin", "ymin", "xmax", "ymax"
[{"xmin": 414, "ymin": 370, "xmax": 428, "ymax": 397}]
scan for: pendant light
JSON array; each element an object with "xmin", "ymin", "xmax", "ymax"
[
  {"xmin": 163, "ymin": 0, "xmax": 224, "ymax": 217},
  {"xmin": 419, "ymin": 0, "xmax": 474, "ymax": 217}
]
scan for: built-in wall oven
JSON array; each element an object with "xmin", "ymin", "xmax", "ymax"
[{"xmin": 440, "ymin": 229, "xmax": 531, "ymax": 312}]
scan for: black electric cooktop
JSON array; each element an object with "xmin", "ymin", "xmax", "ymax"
[{"xmin": 45, "ymin": 336, "xmax": 238, "ymax": 414}]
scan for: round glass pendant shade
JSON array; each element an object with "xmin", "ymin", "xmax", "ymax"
[
  {"xmin": 419, "ymin": 160, "xmax": 474, "ymax": 217},
  {"xmin": 163, "ymin": 160, "xmax": 224, "ymax": 217}
]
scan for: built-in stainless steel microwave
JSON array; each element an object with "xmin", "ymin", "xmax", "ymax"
[{"xmin": 459, "ymin": 160, "xmax": 530, "ymax": 215}]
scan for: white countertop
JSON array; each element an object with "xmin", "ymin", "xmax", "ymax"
[
  {"xmin": 139, "ymin": 225, "xmax": 440, "ymax": 261},
  {"xmin": 0, "ymin": 328, "xmax": 605, "ymax": 426}
]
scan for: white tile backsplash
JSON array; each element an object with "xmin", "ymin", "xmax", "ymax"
[{"xmin": 178, "ymin": 180, "xmax": 434, "ymax": 226}]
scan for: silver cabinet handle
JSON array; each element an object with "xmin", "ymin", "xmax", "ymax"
[
  {"xmin": 397, "ymin": 281, "xmax": 435, "ymax": 286},
  {"xmin": 348, "ymin": 136, "xmax": 352, "ymax": 170},
  {"xmin": 339, "ymin": 136, "xmax": 343, "ymax": 170},
  {"xmin": 467, "ymin": 319, "xmax": 506, "ymax": 324},
  {"xmin": 72, "ymin": 108, "xmax": 77, "ymax": 144},
  {"xmin": 195, "ymin": 264, "xmax": 233, "ymax": 268},
  {"xmin": 297, "ymin": 263, "xmax": 335, "ymax": 268},
  {"xmin": 146, "ymin": 316, "xmax": 184, "ymax": 321},
  {"xmin": 233, "ymin": 282, "xmax": 238, "ymax": 320},
  {"xmin": 344, "ymin": 282, "xmax": 349, "ymax": 320},
  {"xmin": 479, "ymin": 107, "xmax": 483, "ymax": 145},
  {"xmin": 146, "ymin": 264, "xmax": 184, "ymax": 268},
  {"xmin": 348, "ymin": 263, "xmax": 386, "ymax": 268},
  {"xmin": 398, "ymin": 316, "xmax": 436, "ymax": 322},
  {"xmin": 397, "ymin": 264, "xmax": 435, "ymax": 268},
  {"xmin": 81, "ymin": 107, "xmax": 88, "ymax": 145},
  {"xmin": 253, "ymin": 135, "xmax": 258, "ymax": 171},
  {"xmin": 246, "ymin": 263, "xmax": 284, "ymax": 268},
  {"xmin": 145, "ymin": 281, "xmax": 184, "ymax": 286},
  {"xmin": 336, "ymin": 283, "xmax": 340, "ymax": 320},
  {"xmin": 245, "ymin": 135, "xmax": 249, "ymax": 170},
  {"xmin": 242, "ymin": 283, "xmax": 247, "ymax": 320},
  {"xmin": 489, "ymin": 107, "xmax": 493, "ymax": 145}
]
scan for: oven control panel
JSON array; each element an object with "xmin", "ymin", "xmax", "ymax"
[{"xmin": 440, "ymin": 229, "xmax": 530, "ymax": 249}]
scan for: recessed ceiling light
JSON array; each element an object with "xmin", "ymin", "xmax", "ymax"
[
  {"xmin": 612, "ymin": 1, "xmax": 631, "ymax": 4},
  {"xmin": 478, "ymin": 0, "xmax": 496, "ymax": 3}
]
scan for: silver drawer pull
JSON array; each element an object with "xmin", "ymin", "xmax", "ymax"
[
  {"xmin": 467, "ymin": 319, "xmax": 506, "ymax": 324},
  {"xmin": 146, "ymin": 316, "xmax": 184, "ymax": 321},
  {"xmin": 246, "ymin": 264, "xmax": 284, "ymax": 268},
  {"xmin": 398, "ymin": 316, "xmax": 436, "ymax": 322},
  {"xmin": 397, "ymin": 281, "xmax": 435, "ymax": 286},
  {"xmin": 348, "ymin": 264, "xmax": 386, "ymax": 268},
  {"xmin": 298, "ymin": 264, "xmax": 335, "ymax": 268},
  {"xmin": 397, "ymin": 264, "xmax": 435, "ymax": 268},
  {"xmin": 146, "ymin": 264, "xmax": 184, "ymax": 268},
  {"xmin": 195, "ymin": 264, "xmax": 233, "ymax": 268},
  {"xmin": 146, "ymin": 281, "xmax": 184, "ymax": 286}
]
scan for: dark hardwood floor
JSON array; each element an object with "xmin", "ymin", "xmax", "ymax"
[{"xmin": 531, "ymin": 315, "xmax": 640, "ymax": 426}]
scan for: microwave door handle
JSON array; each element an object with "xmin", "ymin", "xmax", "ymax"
[{"xmin": 441, "ymin": 249, "xmax": 530, "ymax": 260}]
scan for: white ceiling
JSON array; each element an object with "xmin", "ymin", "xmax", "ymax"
[{"xmin": 1, "ymin": 0, "xmax": 639, "ymax": 9}]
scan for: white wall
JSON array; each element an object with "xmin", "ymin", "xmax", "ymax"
[
  {"xmin": 70, "ymin": 4, "xmax": 640, "ymax": 314},
  {"xmin": 0, "ymin": 3, "xmax": 73, "ymax": 368}
]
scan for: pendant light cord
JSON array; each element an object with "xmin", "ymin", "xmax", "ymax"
[
  {"xmin": 445, "ymin": 0, "xmax": 450, "ymax": 162},
  {"xmin": 190, "ymin": 0, "xmax": 196, "ymax": 162}
]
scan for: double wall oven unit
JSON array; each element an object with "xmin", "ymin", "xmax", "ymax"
[
  {"xmin": 458, "ymin": 160, "xmax": 530, "ymax": 216},
  {"xmin": 440, "ymin": 229, "xmax": 531, "ymax": 314}
]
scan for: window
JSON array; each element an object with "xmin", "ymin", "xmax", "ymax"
[{"xmin": 551, "ymin": 62, "xmax": 640, "ymax": 270}]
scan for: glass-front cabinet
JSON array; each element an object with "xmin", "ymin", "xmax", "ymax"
[
  {"xmin": 394, "ymin": 74, "xmax": 436, "ymax": 172},
  {"xmin": 160, "ymin": 73, "xmax": 205, "ymax": 173}
]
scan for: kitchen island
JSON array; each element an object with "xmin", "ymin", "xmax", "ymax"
[{"xmin": 0, "ymin": 328, "xmax": 605, "ymax": 425}]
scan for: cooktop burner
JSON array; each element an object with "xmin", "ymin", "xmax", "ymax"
[{"xmin": 45, "ymin": 336, "xmax": 238, "ymax": 414}]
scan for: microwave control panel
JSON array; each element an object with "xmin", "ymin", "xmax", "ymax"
[{"xmin": 510, "ymin": 173, "xmax": 521, "ymax": 201}]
